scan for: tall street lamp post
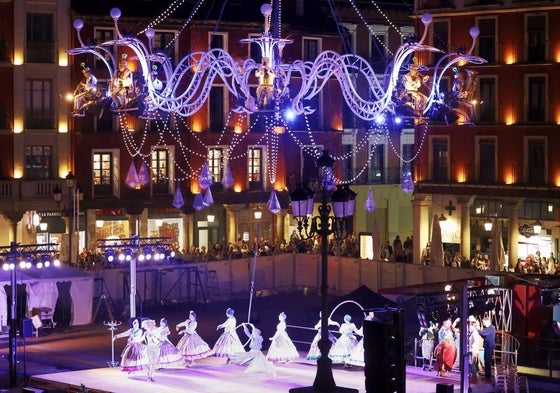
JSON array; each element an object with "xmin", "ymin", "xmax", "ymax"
[{"xmin": 289, "ymin": 151, "xmax": 358, "ymax": 393}]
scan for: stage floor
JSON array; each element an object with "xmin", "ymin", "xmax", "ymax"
[{"xmin": 29, "ymin": 356, "xmax": 494, "ymax": 393}]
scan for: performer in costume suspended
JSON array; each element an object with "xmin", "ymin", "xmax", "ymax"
[
  {"xmin": 230, "ymin": 322, "xmax": 276, "ymax": 377},
  {"xmin": 113, "ymin": 318, "xmax": 148, "ymax": 374},
  {"xmin": 73, "ymin": 66, "xmax": 98, "ymax": 115},
  {"xmin": 307, "ymin": 311, "xmax": 340, "ymax": 360},
  {"xmin": 213, "ymin": 308, "xmax": 245, "ymax": 359},
  {"xmin": 142, "ymin": 319, "xmax": 160, "ymax": 382},
  {"xmin": 346, "ymin": 311, "xmax": 376, "ymax": 367},
  {"xmin": 156, "ymin": 318, "xmax": 184, "ymax": 369},
  {"xmin": 267, "ymin": 312, "xmax": 299, "ymax": 363},
  {"xmin": 176, "ymin": 310, "xmax": 214, "ymax": 365},
  {"xmin": 328, "ymin": 314, "xmax": 360, "ymax": 364}
]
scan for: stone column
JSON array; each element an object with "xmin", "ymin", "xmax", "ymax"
[
  {"xmin": 505, "ymin": 198, "xmax": 523, "ymax": 270},
  {"xmin": 412, "ymin": 194, "xmax": 432, "ymax": 264},
  {"xmin": 456, "ymin": 196, "xmax": 475, "ymax": 260},
  {"xmin": 2, "ymin": 211, "xmax": 24, "ymax": 243},
  {"xmin": 224, "ymin": 205, "xmax": 237, "ymax": 245}
]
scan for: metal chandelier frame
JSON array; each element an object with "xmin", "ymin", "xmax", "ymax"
[{"xmin": 67, "ymin": 4, "xmax": 486, "ymax": 122}]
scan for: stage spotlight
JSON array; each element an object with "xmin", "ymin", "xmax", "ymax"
[
  {"xmin": 375, "ymin": 114, "xmax": 385, "ymax": 125},
  {"xmin": 106, "ymin": 250, "xmax": 115, "ymax": 263},
  {"xmin": 44, "ymin": 261, "xmax": 51, "ymax": 267},
  {"xmin": 53, "ymin": 259, "xmax": 61, "ymax": 267},
  {"xmin": 137, "ymin": 253, "xmax": 145, "ymax": 262},
  {"xmin": 19, "ymin": 260, "xmax": 27, "ymax": 269},
  {"xmin": 37, "ymin": 262, "xmax": 43, "ymax": 269},
  {"xmin": 394, "ymin": 116, "xmax": 402, "ymax": 125},
  {"xmin": 2, "ymin": 263, "xmax": 8, "ymax": 271}
]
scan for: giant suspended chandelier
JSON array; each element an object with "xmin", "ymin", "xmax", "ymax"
[{"xmin": 67, "ymin": 3, "xmax": 486, "ymax": 122}]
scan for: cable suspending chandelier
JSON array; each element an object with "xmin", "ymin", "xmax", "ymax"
[{"xmin": 68, "ymin": 1, "xmax": 485, "ymax": 210}]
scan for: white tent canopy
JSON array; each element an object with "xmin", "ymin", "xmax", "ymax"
[{"xmin": 0, "ymin": 266, "xmax": 93, "ymax": 329}]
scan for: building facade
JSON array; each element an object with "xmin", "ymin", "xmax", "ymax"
[{"xmin": 412, "ymin": 0, "xmax": 560, "ymax": 268}]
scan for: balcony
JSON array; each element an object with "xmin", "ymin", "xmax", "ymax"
[
  {"xmin": 0, "ymin": 179, "xmax": 61, "ymax": 200},
  {"xmin": 25, "ymin": 42, "xmax": 55, "ymax": 64},
  {"xmin": 419, "ymin": 0, "xmax": 456, "ymax": 9},
  {"xmin": 415, "ymin": 162, "xmax": 550, "ymax": 188},
  {"xmin": 463, "ymin": 0, "xmax": 503, "ymax": 6}
]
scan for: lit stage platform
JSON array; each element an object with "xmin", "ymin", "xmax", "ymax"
[{"xmin": 29, "ymin": 357, "xmax": 493, "ymax": 393}]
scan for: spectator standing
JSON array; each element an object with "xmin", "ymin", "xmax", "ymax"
[{"xmin": 478, "ymin": 316, "xmax": 496, "ymax": 379}]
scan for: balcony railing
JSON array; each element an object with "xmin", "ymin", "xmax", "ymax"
[
  {"xmin": 416, "ymin": 162, "xmax": 549, "ymax": 186},
  {"xmin": 419, "ymin": 0, "xmax": 455, "ymax": 9},
  {"xmin": 498, "ymin": 41, "xmax": 550, "ymax": 64},
  {"xmin": 0, "ymin": 179, "xmax": 62, "ymax": 200}
]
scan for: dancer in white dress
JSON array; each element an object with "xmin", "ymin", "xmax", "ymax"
[
  {"xmin": 213, "ymin": 308, "xmax": 245, "ymax": 359},
  {"xmin": 267, "ymin": 312, "xmax": 299, "ymax": 363},
  {"xmin": 113, "ymin": 318, "xmax": 148, "ymax": 374},
  {"xmin": 230, "ymin": 323, "xmax": 276, "ymax": 377},
  {"xmin": 156, "ymin": 318, "xmax": 184, "ymax": 369},
  {"xmin": 176, "ymin": 310, "xmax": 214, "ymax": 365},
  {"xmin": 329, "ymin": 314, "xmax": 360, "ymax": 364},
  {"xmin": 307, "ymin": 311, "xmax": 340, "ymax": 360},
  {"xmin": 346, "ymin": 311, "xmax": 375, "ymax": 367},
  {"xmin": 142, "ymin": 319, "xmax": 160, "ymax": 382}
]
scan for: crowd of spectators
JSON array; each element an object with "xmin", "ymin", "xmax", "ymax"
[{"xmin": 74, "ymin": 236, "xmax": 560, "ymax": 276}]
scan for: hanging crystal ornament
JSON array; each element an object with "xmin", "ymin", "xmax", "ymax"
[
  {"xmin": 401, "ymin": 166, "xmax": 414, "ymax": 194},
  {"xmin": 364, "ymin": 187, "xmax": 376, "ymax": 212},
  {"xmin": 221, "ymin": 164, "xmax": 234, "ymax": 189},
  {"xmin": 193, "ymin": 192, "xmax": 205, "ymax": 211},
  {"xmin": 137, "ymin": 160, "xmax": 150, "ymax": 186},
  {"xmin": 267, "ymin": 190, "xmax": 281, "ymax": 214},
  {"xmin": 125, "ymin": 161, "xmax": 140, "ymax": 189},
  {"xmin": 172, "ymin": 186, "xmax": 185, "ymax": 209},
  {"xmin": 203, "ymin": 187, "xmax": 214, "ymax": 207},
  {"xmin": 198, "ymin": 163, "xmax": 213, "ymax": 190}
]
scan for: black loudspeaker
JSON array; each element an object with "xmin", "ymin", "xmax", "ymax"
[
  {"xmin": 436, "ymin": 383, "xmax": 454, "ymax": 393},
  {"xmin": 21, "ymin": 318, "xmax": 33, "ymax": 338},
  {"xmin": 363, "ymin": 312, "xmax": 405, "ymax": 393}
]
